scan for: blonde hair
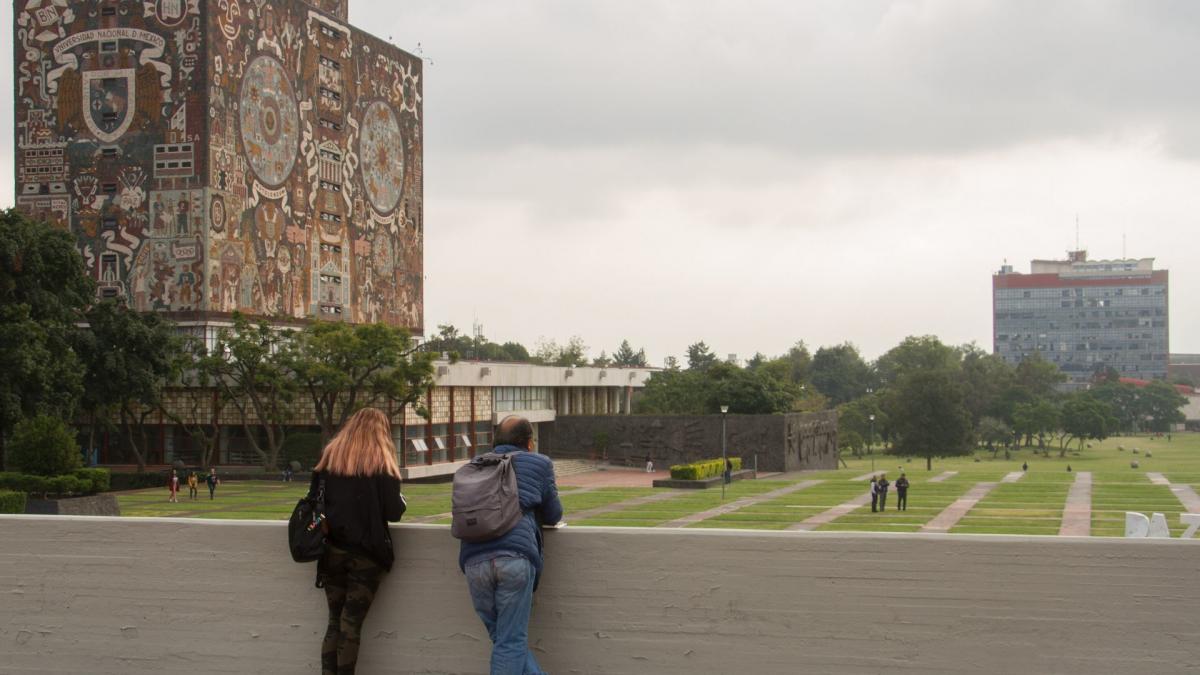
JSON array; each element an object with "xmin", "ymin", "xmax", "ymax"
[{"xmin": 315, "ymin": 408, "xmax": 401, "ymax": 478}]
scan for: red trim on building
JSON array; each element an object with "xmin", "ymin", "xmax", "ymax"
[{"xmin": 993, "ymin": 271, "xmax": 1169, "ymax": 290}]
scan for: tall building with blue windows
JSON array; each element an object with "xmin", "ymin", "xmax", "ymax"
[{"xmin": 993, "ymin": 251, "xmax": 1169, "ymax": 389}]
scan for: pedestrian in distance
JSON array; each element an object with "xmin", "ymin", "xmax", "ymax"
[
  {"xmin": 724, "ymin": 458, "xmax": 733, "ymax": 485},
  {"xmin": 869, "ymin": 476, "xmax": 878, "ymax": 513},
  {"xmin": 206, "ymin": 468, "xmax": 220, "ymax": 500},
  {"xmin": 168, "ymin": 470, "xmax": 180, "ymax": 503},
  {"xmin": 876, "ymin": 473, "xmax": 890, "ymax": 511},
  {"xmin": 309, "ymin": 407, "xmax": 406, "ymax": 675},
  {"xmin": 458, "ymin": 416, "xmax": 563, "ymax": 675},
  {"xmin": 1022, "ymin": 461, "xmax": 1028, "ymax": 472},
  {"xmin": 895, "ymin": 473, "xmax": 909, "ymax": 511},
  {"xmin": 645, "ymin": 454, "xmax": 653, "ymax": 473},
  {"xmin": 187, "ymin": 471, "xmax": 199, "ymax": 500}
]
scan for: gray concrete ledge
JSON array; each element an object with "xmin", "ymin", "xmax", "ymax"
[{"xmin": 2, "ymin": 516, "xmax": 1199, "ymax": 674}]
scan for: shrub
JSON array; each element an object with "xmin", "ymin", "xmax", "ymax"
[
  {"xmin": 74, "ymin": 468, "xmax": 111, "ymax": 493},
  {"xmin": 8, "ymin": 415, "xmax": 81, "ymax": 477},
  {"xmin": 0, "ymin": 470, "xmax": 108, "ymax": 497},
  {"xmin": 282, "ymin": 432, "xmax": 324, "ymax": 470},
  {"xmin": 669, "ymin": 457, "xmax": 743, "ymax": 481},
  {"xmin": 0, "ymin": 491, "xmax": 27, "ymax": 514}
]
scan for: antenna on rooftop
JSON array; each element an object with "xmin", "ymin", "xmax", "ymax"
[{"xmin": 1123, "ymin": 232, "xmax": 1127, "ymax": 259}]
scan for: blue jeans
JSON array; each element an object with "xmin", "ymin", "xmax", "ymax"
[{"xmin": 465, "ymin": 556, "xmax": 543, "ymax": 675}]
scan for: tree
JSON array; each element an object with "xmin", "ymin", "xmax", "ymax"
[
  {"xmin": 1015, "ymin": 352, "xmax": 1066, "ymax": 399},
  {"xmin": 888, "ymin": 368, "xmax": 973, "ymax": 471},
  {"xmin": 613, "ymin": 340, "xmax": 648, "ymax": 367},
  {"xmin": 838, "ymin": 396, "xmax": 886, "ymax": 453},
  {"xmin": 284, "ymin": 321, "xmax": 436, "ymax": 443},
  {"xmin": 0, "ymin": 210, "xmax": 94, "ymax": 467},
  {"xmin": 533, "ymin": 336, "xmax": 588, "ymax": 367},
  {"xmin": 976, "ymin": 416, "xmax": 1013, "ymax": 458},
  {"xmin": 960, "ymin": 345, "xmax": 1015, "ymax": 426},
  {"xmin": 1136, "ymin": 380, "xmax": 1187, "ymax": 432},
  {"xmin": 809, "ymin": 343, "xmax": 872, "ymax": 406},
  {"xmin": 635, "ymin": 369, "xmax": 708, "ymax": 414},
  {"xmin": 8, "ymin": 415, "xmax": 80, "ymax": 476},
  {"xmin": 208, "ymin": 315, "xmax": 297, "ymax": 471},
  {"xmin": 1012, "ymin": 400, "xmax": 1059, "ymax": 452},
  {"xmin": 1059, "ymin": 393, "xmax": 1117, "ymax": 455},
  {"xmin": 874, "ymin": 335, "xmax": 960, "ymax": 387},
  {"xmin": 591, "ymin": 351, "xmax": 612, "ymax": 368},
  {"xmin": 160, "ymin": 338, "xmax": 229, "ymax": 469},
  {"xmin": 1089, "ymin": 382, "xmax": 1140, "ymax": 433},
  {"xmin": 75, "ymin": 302, "xmax": 179, "ymax": 472},
  {"xmin": 686, "ymin": 341, "xmax": 718, "ymax": 372},
  {"xmin": 663, "ymin": 356, "xmax": 681, "ymax": 371},
  {"xmin": 704, "ymin": 362, "xmax": 798, "ymax": 414}
]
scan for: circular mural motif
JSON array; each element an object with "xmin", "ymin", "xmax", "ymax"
[
  {"xmin": 359, "ymin": 101, "xmax": 405, "ymax": 214},
  {"xmin": 239, "ymin": 55, "xmax": 300, "ymax": 187}
]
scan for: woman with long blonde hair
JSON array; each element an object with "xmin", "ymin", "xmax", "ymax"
[{"xmin": 309, "ymin": 407, "xmax": 405, "ymax": 675}]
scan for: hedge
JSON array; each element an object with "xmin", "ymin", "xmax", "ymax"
[
  {"xmin": 0, "ymin": 491, "xmax": 27, "ymax": 514},
  {"xmin": 0, "ymin": 468, "xmax": 111, "ymax": 498},
  {"xmin": 669, "ymin": 457, "xmax": 743, "ymax": 481},
  {"xmin": 109, "ymin": 472, "xmax": 170, "ymax": 492}
]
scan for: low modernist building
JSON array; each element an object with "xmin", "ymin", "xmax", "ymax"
[
  {"xmin": 102, "ymin": 361, "xmax": 650, "ymax": 478},
  {"xmin": 993, "ymin": 251, "xmax": 1169, "ymax": 388}
]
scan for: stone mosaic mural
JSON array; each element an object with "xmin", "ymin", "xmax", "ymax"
[{"xmin": 14, "ymin": 0, "xmax": 424, "ymax": 332}]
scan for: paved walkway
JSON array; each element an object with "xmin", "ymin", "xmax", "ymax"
[
  {"xmin": 920, "ymin": 482, "xmax": 999, "ymax": 533},
  {"xmin": 918, "ymin": 474, "xmax": 1023, "ymax": 533},
  {"xmin": 788, "ymin": 490, "xmax": 873, "ymax": 531},
  {"xmin": 1148, "ymin": 473, "xmax": 1200, "ymax": 513},
  {"xmin": 1058, "ymin": 472, "xmax": 1093, "ymax": 537},
  {"xmin": 659, "ymin": 480, "xmax": 823, "ymax": 528},
  {"xmin": 928, "ymin": 471, "xmax": 958, "ymax": 483},
  {"xmin": 570, "ymin": 490, "xmax": 685, "ymax": 521}
]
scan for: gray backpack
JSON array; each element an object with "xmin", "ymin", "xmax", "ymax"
[{"xmin": 451, "ymin": 452, "xmax": 523, "ymax": 542}]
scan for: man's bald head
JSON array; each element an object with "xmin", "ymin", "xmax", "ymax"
[{"xmin": 495, "ymin": 416, "xmax": 534, "ymax": 449}]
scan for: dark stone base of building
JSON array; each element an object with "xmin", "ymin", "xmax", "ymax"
[
  {"xmin": 541, "ymin": 411, "xmax": 838, "ymax": 473},
  {"xmin": 26, "ymin": 495, "xmax": 121, "ymax": 517},
  {"xmin": 652, "ymin": 470, "xmax": 757, "ymax": 489}
]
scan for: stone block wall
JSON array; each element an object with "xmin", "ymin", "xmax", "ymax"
[{"xmin": 540, "ymin": 411, "xmax": 838, "ymax": 473}]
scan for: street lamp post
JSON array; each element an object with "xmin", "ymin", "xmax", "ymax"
[
  {"xmin": 720, "ymin": 405, "xmax": 729, "ymax": 500},
  {"xmin": 869, "ymin": 414, "xmax": 876, "ymax": 474}
]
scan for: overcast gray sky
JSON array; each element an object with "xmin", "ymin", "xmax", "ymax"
[{"xmin": 3, "ymin": 0, "xmax": 1198, "ymax": 364}]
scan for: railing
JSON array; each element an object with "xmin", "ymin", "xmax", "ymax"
[{"xmin": 2, "ymin": 517, "xmax": 1199, "ymax": 674}]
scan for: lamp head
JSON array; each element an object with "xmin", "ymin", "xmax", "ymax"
[{"xmin": 720, "ymin": 405, "xmax": 729, "ymax": 414}]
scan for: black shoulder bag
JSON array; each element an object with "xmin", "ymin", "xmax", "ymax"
[{"xmin": 288, "ymin": 474, "xmax": 327, "ymax": 563}]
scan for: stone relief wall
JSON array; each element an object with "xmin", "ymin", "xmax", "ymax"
[
  {"xmin": 15, "ymin": 0, "xmax": 423, "ymax": 330},
  {"xmin": 541, "ymin": 412, "xmax": 839, "ymax": 473},
  {"xmin": 15, "ymin": 0, "xmax": 208, "ymax": 308},
  {"xmin": 206, "ymin": 0, "xmax": 423, "ymax": 328}
]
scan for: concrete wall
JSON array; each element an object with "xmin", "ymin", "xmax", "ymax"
[
  {"xmin": 4, "ymin": 517, "xmax": 1198, "ymax": 674},
  {"xmin": 540, "ymin": 411, "xmax": 838, "ymax": 473}
]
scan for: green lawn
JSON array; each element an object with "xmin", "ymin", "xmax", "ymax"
[{"xmin": 115, "ymin": 433, "xmax": 1200, "ymax": 537}]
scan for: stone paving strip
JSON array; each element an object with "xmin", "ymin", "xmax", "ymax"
[
  {"xmin": 850, "ymin": 471, "xmax": 883, "ymax": 481},
  {"xmin": 1148, "ymin": 473, "xmax": 1200, "ymax": 513},
  {"xmin": 659, "ymin": 480, "xmax": 824, "ymax": 528},
  {"xmin": 1058, "ymin": 472, "xmax": 1093, "ymax": 537},
  {"xmin": 409, "ymin": 487, "xmax": 598, "ymax": 523},
  {"xmin": 919, "ymin": 473, "xmax": 1025, "ymax": 533},
  {"xmin": 787, "ymin": 490, "xmax": 873, "ymax": 531},
  {"xmin": 928, "ymin": 471, "xmax": 958, "ymax": 483}
]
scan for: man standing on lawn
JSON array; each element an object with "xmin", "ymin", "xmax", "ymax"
[
  {"xmin": 895, "ymin": 473, "xmax": 909, "ymax": 511},
  {"xmin": 459, "ymin": 416, "xmax": 563, "ymax": 675},
  {"xmin": 205, "ymin": 468, "xmax": 220, "ymax": 500}
]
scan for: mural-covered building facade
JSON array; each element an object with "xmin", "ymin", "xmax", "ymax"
[{"xmin": 13, "ymin": 0, "xmax": 424, "ymax": 332}]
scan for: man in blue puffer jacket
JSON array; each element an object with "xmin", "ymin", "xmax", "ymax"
[{"xmin": 460, "ymin": 416, "xmax": 563, "ymax": 675}]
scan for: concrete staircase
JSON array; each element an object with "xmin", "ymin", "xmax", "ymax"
[{"xmin": 550, "ymin": 459, "xmax": 600, "ymax": 477}]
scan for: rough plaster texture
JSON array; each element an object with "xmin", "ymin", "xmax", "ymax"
[
  {"xmin": 3, "ymin": 517, "xmax": 1200, "ymax": 674},
  {"xmin": 23, "ymin": 494, "xmax": 120, "ymax": 516},
  {"xmin": 541, "ymin": 411, "xmax": 837, "ymax": 473}
]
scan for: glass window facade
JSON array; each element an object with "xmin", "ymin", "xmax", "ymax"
[
  {"xmin": 993, "ymin": 280, "xmax": 1168, "ymax": 385},
  {"xmin": 494, "ymin": 386, "xmax": 553, "ymax": 412}
]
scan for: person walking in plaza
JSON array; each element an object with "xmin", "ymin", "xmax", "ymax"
[
  {"xmin": 310, "ymin": 408, "xmax": 406, "ymax": 675},
  {"xmin": 206, "ymin": 468, "xmax": 220, "ymax": 500},
  {"xmin": 895, "ymin": 473, "xmax": 909, "ymax": 511},
  {"xmin": 876, "ymin": 473, "xmax": 890, "ymax": 511},
  {"xmin": 167, "ymin": 470, "xmax": 180, "ymax": 503},
  {"xmin": 187, "ymin": 471, "xmax": 199, "ymax": 501},
  {"xmin": 869, "ymin": 476, "xmax": 878, "ymax": 513},
  {"xmin": 460, "ymin": 416, "xmax": 563, "ymax": 675}
]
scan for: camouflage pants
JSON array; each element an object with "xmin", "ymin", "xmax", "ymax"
[{"xmin": 321, "ymin": 546, "xmax": 385, "ymax": 675}]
